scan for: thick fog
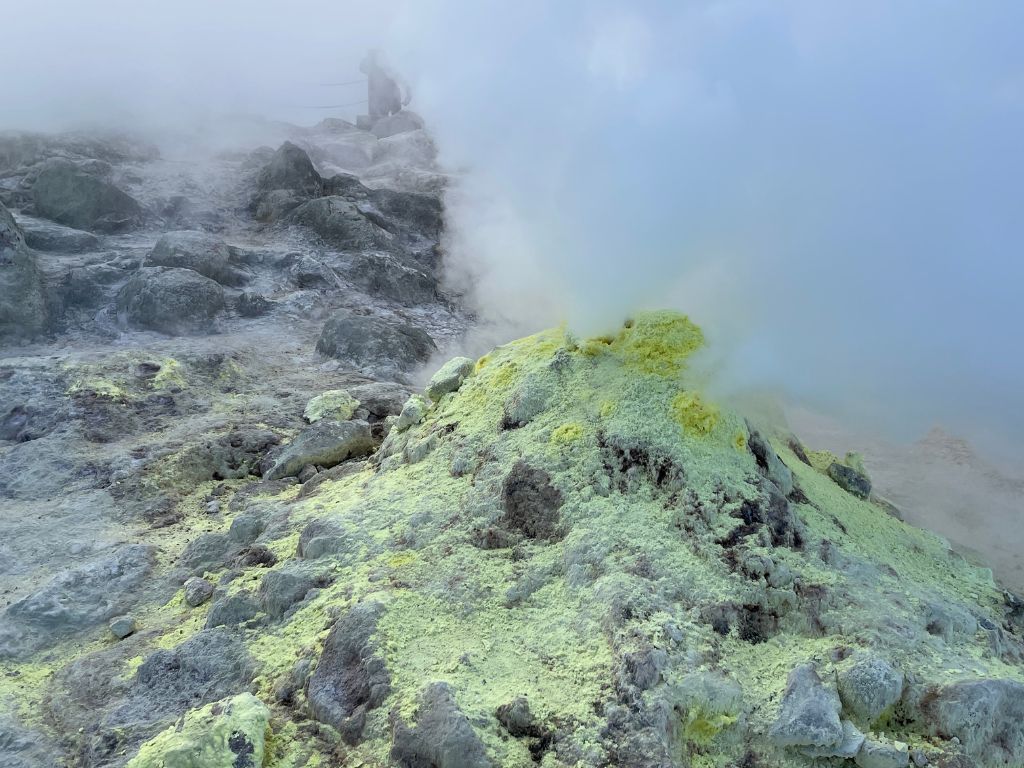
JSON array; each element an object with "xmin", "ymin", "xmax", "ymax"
[{"xmin": 4, "ymin": 0, "xmax": 1023, "ymax": 459}]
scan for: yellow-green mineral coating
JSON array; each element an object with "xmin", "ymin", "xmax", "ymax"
[
  {"xmin": 4, "ymin": 311, "xmax": 1021, "ymax": 768},
  {"xmin": 128, "ymin": 693, "xmax": 270, "ymax": 768},
  {"xmin": 303, "ymin": 389, "xmax": 360, "ymax": 423}
]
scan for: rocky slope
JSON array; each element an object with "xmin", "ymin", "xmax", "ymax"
[
  {"xmin": 1, "ymin": 118, "xmax": 1023, "ymax": 768},
  {"xmin": 2, "ymin": 303, "xmax": 1023, "ymax": 767}
]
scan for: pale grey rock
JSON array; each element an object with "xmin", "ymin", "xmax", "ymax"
[
  {"xmin": 146, "ymin": 230, "xmax": 246, "ymax": 286},
  {"xmin": 31, "ymin": 159, "xmax": 143, "ymax": 232},
  {"xmin": 768, "ymin": 663, "xmax": 843, "ymax": 749},
  {"xmin": 396, "ymin": 394, "xmax": 430, "ymax": 431},
  {"xmin": 370, "ymin": 110, "xmax": 425, "ymax": 139},
  {"xmin": 855, "ymin": 738, "xmax": 910, "ymax": 768},
  {"xmin": 108, "ymin": 614, "xmax": 136, "ymax": 639},
  {"xmin": 919, "ymin": 678, "xmax": 1024, "ymax": 765},
  {"xmin": 260, "ymin": 419, "xmax": 375, "ymax": 480},
  {"xmin": 183, "ymin": 577, "xmax": 215, "ymax": 607},
  {"xmin": 839, "ymin": 655, "xmax": 904, "ymax": 724},
  {"xmin": 801, "ymin": 719, "xmax": 866, "ymax": 758},
  {"xmin": 426, "ymin": 356, "xmax": 474, "ymax": 402},
  {"xmin": 116, "ymin": 266, "xmax": 225, "ymax": 334}
]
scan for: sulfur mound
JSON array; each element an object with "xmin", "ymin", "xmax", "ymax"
[{"xmin": 3, "ymin": 312, "xmax": 1022, "ymax": 768}]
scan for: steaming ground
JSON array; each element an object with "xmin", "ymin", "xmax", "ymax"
[
  {"xmin": 0, "ymin": 113, "xmax": 467, "ymax": 616},
  {"xmin": 786, "ymin": 406, "xmax": 1024, "ymax": 595},
  {"xmin": 1, "ymin": 111, "xmax": 1024, "ymax": 768}
]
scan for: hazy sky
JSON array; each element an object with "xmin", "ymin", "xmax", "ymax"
[{"xmin": 3, "ymin": 1, "xmax": 1023, "ymax": 456}]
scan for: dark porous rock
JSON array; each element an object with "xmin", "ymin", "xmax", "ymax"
[
  {"xmin": 178, "ymin": 532, "xmax": 236, "ymax": 576},
  {"xmin": 179, "ymin": 427, "xmax": 282, "ymax": 483},
  {"xmin": 256, "ymin": 141, "xmax": 323, "ymax": 198},
  {"xmin": 287, "ymin": 196, "xmax": 392, "ymax": 251},
  {"xmin": 391, "ymin": 681, "xmax": 493, "ymax": 768},
  {"xmin": 234, "ymin": 544, "xmax": 278, "ymax": 569},
  {"xmin": 146, "ymin": 230, "xmax": 246, "ymax": 286},
  {"xmin": 365, "ymin": 186, "xmax": 443, "ymax": 242},
  {"xmin": 2, "ymin": 544, "xmax": 155, "ymax": 656},
  {"xmin": 306, "ymin": 602, "xmax": 390, "ymax": 744},
  {"xmin": 828, "ymin": 461, "xmax": 872, "ymax": 499},
  {"xmin": 206, "ymin": 591, "xmax": 262, "ymax": 628},
  {"xmin": 60, "ymin": 261, "xmax": 129, "ymax": 312},
  {"xmin": 99, "ymin": 629, "xmax": 255, "ymax": 757},
  {"xmin": 347, "ymin": 252, "xmax": 436, "ymax": 306},
  {"xmin": 258, "ymin": 565, "xmax": 323, "ymax": 618},
  {"xmin": 116, "ymin": 266, "xmax": 225, "ymax": 335},
  {"xmin": 236, "ymin": 291, "xmax": 274, "ymax": 317},
  {"xmin": 184, "ymin": 576, "xmax": 215, "ymax": 607},
  {"xmin": 31, "ymin": 159, "xmax": 144, "ymax": 232},
  {"xmin": 260, "ymin": 419, "xmax": 375, "ymax": 481},
  {"xmin": 619, "ymin": 646, "xmax": 668, "ymax": 693},
  {"xmin": 0, "ymin": 202, "xmax": 50, "ymax": 342},
  {"xmin": 316, "ymin": 312, "xmax": 436, "ymax": 380},
  {"xmin": 747, "ymin": 424, "xmax": 795, "ymax": 497},
  {"xmin": 496, "ymin": 696, "xmax": 546, "ymax": 739},
  {"xmin": 20, "ymin": 217, "xmax": 100, "ymax": 253},
  {"xmin": 500, "ymin": 461, "xmax": 565, "ymax": 542},
  {"xmin": 347, "ymin": 381, "xmax": 413, "ymax": 422},
  {"xmin": 769, "ymin": 663, "xmax": 844, "ymax": 750},
  {"xmin": 917, "ymin": 678, "xmax": 1024, "ymax": 766},
  {"xmin": 297, "ymin": 518, "xmax": 347, "ymax": 559}
]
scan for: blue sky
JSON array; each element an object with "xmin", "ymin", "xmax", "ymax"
[{"xmin": 3, "ymin": 1, "xmax": 1022, "ymax": 455}]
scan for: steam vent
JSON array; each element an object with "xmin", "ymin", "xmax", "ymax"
[{"xmin": 3, "ymin": 311, "xmax": 1022, "ymax": 768}]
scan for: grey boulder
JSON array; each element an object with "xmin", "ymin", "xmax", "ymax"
[
  {"xmin": 306, "ymin": 602, "xmax": 390, "ymax": 744},
  {"xmin": 109, "ymin": 614, "xmax": 136, "ymax": 639},
  {"xmin": 31, "ymin": 159, "xmax": 143, "ymax": 232},
  {"xmin": 347, "ymin": 252, "xmax": 436, "ymax": 305},
  {"xmin": 0, "ymin": 202, "xmax": 49, "ymax": 342},
  {"xmin": 426, "ymin": 356, "xmax": 474, "ymax": 401},
  {"xmin": 205, "ymin": 592, "xmax": 261, "ymax": 628},
  {"xmin": 390, "ymin": 681, "xmax": 492, "ymax": 768},
  {"xmin": 183, "ymin": 577, "xmax": 215, "ymax": 607},
  {"xmin": 146, "ymin": 230, "xmax": 246, "ymax": 286},
  {"xmin": 296, "ymin": 518, "xmax": 347, "ymax": 560},
  {"xmin": 260, "ymin": 419, "xmax": 375, "ymax": 481},
  {"xmin": 918, "ymin": 678, "xmax": 1024, "ymax": 765},
  {"xmin": 256, "ymin": 141, "xmax": 323, "ymax": 198},
  {"xmin": 117, "ymin": 266, "xmax": 225, "ymax": 334},
  {"xmin": 829, "ymin": 461, "xmax": 872, "ymax": 499},
  {"xmin": 316, "ymin": 312, "xmax": 436, "ymax": 379},
  {"xmin": 855, "ymin": 738, "xmax": 910, "ymax": 768},
  {"xmin": 19, "ymin": 217, "xmax": 100, "ymax": 253},
  {"xmin": 258, "ymin": 565, "xmax": 320, "ymax": 618},
  {"xmin": 838, "ymin": 655, "xmax": 904, "ymax": 724},
  {"xmin": 768, "ymin": 663, "xmax": 844, "ymax": 749},
  {"xmin": 287, "ymin": 196, "xmax": 391, "ymax": 250}
]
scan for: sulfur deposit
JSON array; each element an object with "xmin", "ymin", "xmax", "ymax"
[{"xmin": 4, "ymin": 311, "xmax": 1022, "ymax": 768}]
